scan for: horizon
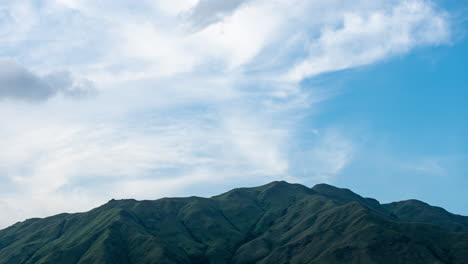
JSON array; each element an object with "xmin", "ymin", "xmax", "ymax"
[
  {"xmin": 0, "ymin": 0, "xmax": 467, "ymax": 229},
  {"xmin": 9, "ymin": 180, "xmax": 466, "ymax": 225}
]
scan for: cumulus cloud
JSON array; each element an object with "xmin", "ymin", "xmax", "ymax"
[{"xmin": 0, "ymin": 60, "xmax": 96, "ymax": 102}]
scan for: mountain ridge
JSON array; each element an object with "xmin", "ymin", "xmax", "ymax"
[{"xmin": 1, "ymin": 181, "xmax": 467, "ymax": 264}]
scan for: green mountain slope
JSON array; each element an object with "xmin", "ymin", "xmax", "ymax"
[{"xmin": 0, "ymin": 181, "xmax": 467, "ymax": 264}]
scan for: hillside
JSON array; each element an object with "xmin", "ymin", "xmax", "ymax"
[{"xmin": 0, "ymin": 181, "xmax": 467, "ymax": 263}]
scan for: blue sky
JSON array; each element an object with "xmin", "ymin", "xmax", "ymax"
[
  {"xmin": 0, "ymin": 0, "xmax": 466, "ymax": 227},
  {"xmin": 304, "ymin": 36, "xmax": 468, "ymax": 215}
]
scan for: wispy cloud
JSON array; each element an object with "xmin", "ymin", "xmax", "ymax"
[
  {"xmin": 400, "ymin": 157, "xmax": 448, "ymax": 176},
  {"xmin": 285, "ymin": 0, "xmax": 450, "ymax": 81},
  {"xmin": 304, "ymin": 130, "xmax": 355, "ymax": 182}
]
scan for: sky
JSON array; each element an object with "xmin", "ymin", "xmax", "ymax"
[{"xmin": 0, "ymin": 0, "xmax": 466, "ymax": 228}]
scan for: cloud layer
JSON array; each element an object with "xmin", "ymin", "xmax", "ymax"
[{"xmin": 0, "ymin": 0, "xmax": 452, "ymax": 227}]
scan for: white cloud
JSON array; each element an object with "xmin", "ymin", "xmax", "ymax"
[
  {"xmin": 0, "ymin": 0, "xmax": 450, "ymax": 85},
  {"xmin": 285, "ymin": 0, "xmax": 449, "ymax": 81},
  {"xmin": 0, "ymin": 96, "xmax": 295, "ymax": 227}
]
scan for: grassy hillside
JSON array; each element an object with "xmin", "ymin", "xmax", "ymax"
[{"xmin": 0, "ymin": 181, "xmax": 467, "ymax": 263}]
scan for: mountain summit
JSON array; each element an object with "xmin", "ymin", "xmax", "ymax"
[{"xmin": 1, "ymin": 181, "xmax": 467, "ymax": 263}]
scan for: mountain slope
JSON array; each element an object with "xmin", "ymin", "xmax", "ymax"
[{"xmin": 0, "ymin": 181, "xmax": 467, "ymax": 264}]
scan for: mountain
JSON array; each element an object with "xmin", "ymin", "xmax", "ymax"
[{"xmin": 0, "ymin": 181, "xmax": 467, "ymax": 263}]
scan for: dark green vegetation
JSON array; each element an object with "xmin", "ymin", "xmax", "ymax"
[{"xmin": 1, "ymin": 182, "xmax": 467, "ymax": 263}]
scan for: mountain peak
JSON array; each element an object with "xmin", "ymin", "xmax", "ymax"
[{"xmin": 312, "ymin": 183, "xmax": 353, "ymax": 194}]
